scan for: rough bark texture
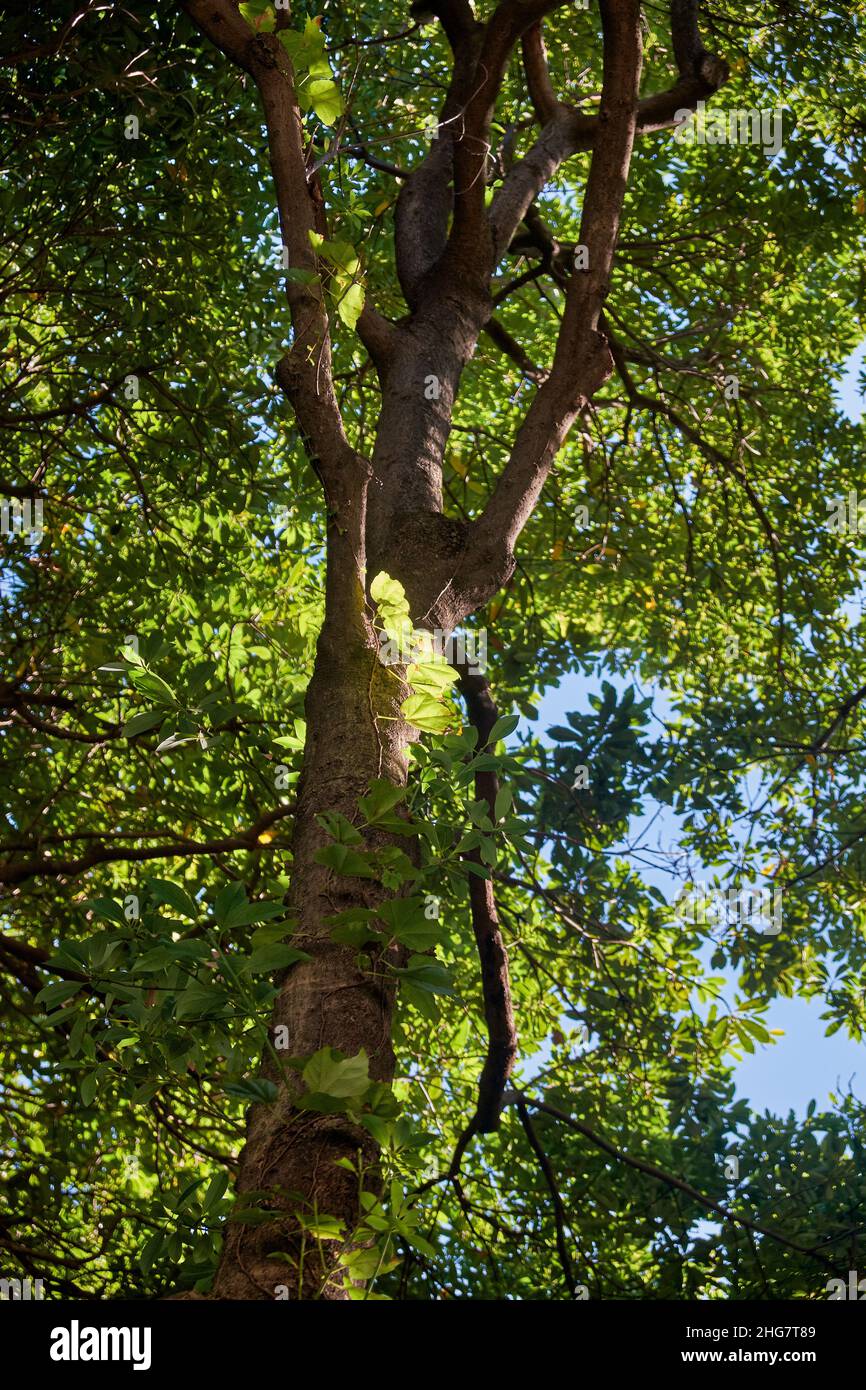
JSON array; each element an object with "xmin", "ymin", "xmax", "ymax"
[
  {"xmin": 181, "ymin": 0, "xmax": 729, "ymax": 1299},
  {"xmin": 214, "ymin": 600, "xmax": 412, "ymax": 1298},
  {"xmin": 158, "ymin": 618, "xmax": 405, "ymax": 1299}
]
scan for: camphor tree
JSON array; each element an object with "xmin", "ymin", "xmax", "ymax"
[{"xmin": 2, "ymin": 0, "xmax": 866, "ymax": 1302}]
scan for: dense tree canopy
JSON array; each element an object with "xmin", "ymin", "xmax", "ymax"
[{"xmin": 2, "ymin": 0, "xmax": 866, "ymax": 1302}]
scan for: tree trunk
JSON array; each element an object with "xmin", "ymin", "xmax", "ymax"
[{"xmin": 213, "ymin": 507, "xmax": 410, "ymax": 1300}]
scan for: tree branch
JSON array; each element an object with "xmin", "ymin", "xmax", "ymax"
[
  {"xmin": 465, "ymin": 0, "xmax": 643, "ymax": 571},
  {"xmin": 521, "ymin": 21, "xmax": 562, "ymax": 126},
  {"xmin": 606, "ymin": 332, "xmax": 786, "ymax": 666},
  {"xmin": 511, "ymin": 1092, "xmax": 846, "ymax": 1274},
  {"xmin": 454, "ymin": 666, "xmax": 518, "ymax": 1136},
  {"xmin": 490, "ymin": 0, "xmax": 729, "ymax": 262},
  {"xmin": 393, "ymin": 11, "xmax": 483, "ymax": 308},
  {"xmin": 515, "ymin": 1098, "xmax": 576, "ymax": 1296},
  {"xmin": 182, "ymin": 0, "xmax": 376, "ymax": 498},
  {"xmin": 444, "ymin": 1, "xmax": 573, "ymax": 272},
  {"xmin": 0, "ymin": 805, "xmax": 294, "ymax": 886},
  {"xmin": 483, "ymin": 316, "xmax": 548, "ymax": 382}
]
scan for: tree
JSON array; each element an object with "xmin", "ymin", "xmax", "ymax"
[{"xmin": 2, "ymin": 0, "xmax": 866, "ymax": 1302}]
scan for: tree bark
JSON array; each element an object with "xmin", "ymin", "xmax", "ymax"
[{"xmin": 214, "ymin": 505, "xmax": 412, "ymax": 1300}]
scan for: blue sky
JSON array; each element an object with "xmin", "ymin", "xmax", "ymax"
[{"xmin": 526, "ymin": 348, "xmax": 866, "ymax": 1119}]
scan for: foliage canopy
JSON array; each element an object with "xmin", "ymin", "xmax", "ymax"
[{"xmin": 2, "ymin": 0, "xmax": 866, "ymax": 1301}]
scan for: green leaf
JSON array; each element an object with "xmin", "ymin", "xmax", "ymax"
[
  {"xmin": 336, "ymin": 280, "xmax": 364, "ymax": 329},
  {"xmin": 403, "ymin": 1229, "xmax": 438, "ymax": 1259},
  {"xmin": 131, "ymin": 1080, "xmax": 161, "ymax": 1106},
  {"xmin": 139, "ymin": 1231, "xmax": 164, "ymax": 1274},
  {"xmin": 396, "ymin": 955, "xmax": 456, "ymax": 996},
  {"xmin": 239, "ymin": 1, "xmax": 275, "ymax": 30},
  {"xmin": 148, "ymin": 877, "xmax": 199, "ymax": 920},
  {"xmin": 297, "ymin": 1212, "xmax": 346, "ymax": 1240},
  {"xmin": 315, "ymin": 842, "xmax": 378, "ymax": 878},
  {"xmin": 359, "ymin": 779, "xmax": 407, "ymax": 822},
  {"xmin": 548, "ymin": 725, "xmax": 582, "ymax": 742},
  {"xmin": 223, "ymin": 1078, "xmax": 279, "ymax": 1105},
  {"xmin": 370, "ymin": 571, "xmax": 410, "ymax": 617},
  {"xmin": 376, "ymin": 896, "xmax": 442, "ymax": 950},
  {"xmin": 316, "ymin": 810, "xmax": 363, "ymax": 844},
  {"xmin": 122, "ymin": 709, "xmax": 164, "ymax": 737},
  {"xmin": 129, "ymin": 669, "xmax": 177, "ymax": 705},
  {"xmin": 309, "ymin": 78, "xmax": 343, "ymax": 127},
  {"xmin": 80, "ymin": 1071, "xmax": 98, "ymax": 1106},
  {"xmin": 360, "ymin": 1113, "xmax": 393, "ymax": 1146},
  {"xmin": 174, "ymin": 1176, "xmax": 207, "ymax": 1212},
  {"xmin": 401, "ymin": 692, "xmax": 454, "ymax": 733},
  {"xmin": 213, "ymin": 881, "xmax": 247, "ymax": 925},
  {"xmin": 174, "ymin": 985, "xmax": 223, "ymax": 1020},
  {"xmin": 307, "ymin": 233, "xmax": 358, "ymax": 277},
  {"xmin": 244, "ymin": 943, "xmax": 310, "ymax": 973},
  {"xmin": 302, "ymin": 1046, "xmax": 371, "ymax": 1099},
  {"xmin": 407, "ymin": 657, "xmax": 458, "ymax": 697},
  {"xmin": 222, "ymin": 897, "xmax": 287, "ymax": 929},
  {"xmin": 35, "ymin": 981, "xmax": 81, "ymax": 1010},
  {"xmin": 327, "ymin": 908, "xmax": 381, "ymax": 946},
  {"xmin": 83, "ymin": 896, "xmax": 128, "ymax": 925},
  {"xmin": 202, "ymin": 1171, "xmax": 229, "ymax": 1215},
  {"xmin": 488, "ymin": 713, "xmax": 519, "ymax": 744}
]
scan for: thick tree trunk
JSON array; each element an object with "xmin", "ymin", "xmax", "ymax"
[{"xmin": 213, "ymin": 511, "xmax": 410, "ymax": 1300}]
